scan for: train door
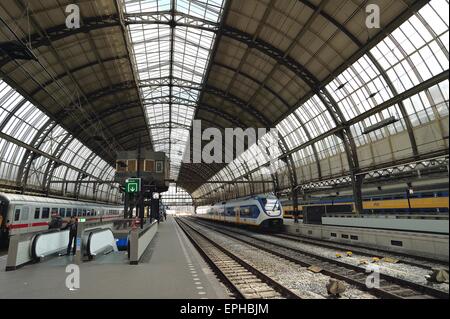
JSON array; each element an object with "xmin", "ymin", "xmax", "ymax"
[
  {"xmin": 11, "ymin": 205, "xmax": 30, "ymax": 235},
  {"xmin": 235, "ymin": 206, "xmax": 240, "ymax": 224},
  {"xmin": 21, "ymin": 206, "xmax": 31, "ymax": 233},
  {"xmin": 10, "ymin": 206, "xmax": 21, "ymax": 235},
  {"xmin": 0, "ymin": 199, "xmax": 7, "ymax": 227},
  {"xmin": 0, "ymin": 198, "xmax": 9, "ymax": 243}
]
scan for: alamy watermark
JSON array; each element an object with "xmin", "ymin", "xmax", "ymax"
[
  {"xmin": 65, "ymin": 4, "xmax": 80, "ymax": 29},
  {"xmin": 366, "ymin": 4, "xmax": 381, "ymax": 29},
  {"xmin": 365, "ymin": 264, "xmax": 381, "ymax": 289},
  {"xmin": 182, "ymin": 120, "xmax": 282, "ymax": 174},
  {"xmin": 65, "ymin": 264, "xmax": 80, "ymax": 291},
  {"xmin": 63, "ymin": 2, "xmax": 380, "ymax": 31}
]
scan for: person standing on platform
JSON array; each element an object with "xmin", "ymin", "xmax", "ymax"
[
  {"xmin": 63, "ymin": 216, "xmax": 78, "ymax": 255},
  {"xmin": 294, "ymin": 211, "xmax": 299, "ymax": 224}
]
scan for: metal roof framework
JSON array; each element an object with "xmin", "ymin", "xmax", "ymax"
[{"xmin": 0, "ymin": 0, "xmax": 448, "ymax": 205}]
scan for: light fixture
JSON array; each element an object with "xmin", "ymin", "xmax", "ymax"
[
  {"xmin": 363, "ymin": 117, "xmax": 398, "ymax": 135},
  {"xmin": 336, "ymin": 82, "xmax": 347, "ymax": 90}
]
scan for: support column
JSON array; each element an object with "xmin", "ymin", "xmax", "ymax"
[
  {"xmin": 352, "ymin": 174, "xmax": 365, "ymax": 214},
  {"xmin": 124, "ymin": 192, "xmax": 129, "ymax": 219},
  {"xmin": 292, "ymin": 187, "xmax": 299, "ymax": 223},
  {"xmin": 138, "ymin": 190, "xmax": 145, "ymax": 229}
]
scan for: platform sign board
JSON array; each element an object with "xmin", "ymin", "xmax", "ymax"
[{"xmin": 125, "ymin": 178, "xmax": 141, "ymax": 193}]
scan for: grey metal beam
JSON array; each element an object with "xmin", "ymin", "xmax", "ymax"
[
  {"xmin": 297, "ymin": 0, "xmax": 422, "ymax": 158},
  {"xmin": 65, "ymin": 79, "xmax": 270, "ymax": 127},
  {"xmin": 0, "ymin": 131, "xmax": 108, "ymax": 183},
  {"xmin": 213, "ymin": 62, "xmax": 291, "ymax": 110},
  {"xmin": 114, "ymin": 0, "xmax": 153, "ymax": 150},
  {"xmin": 43, "ymin": 134, "xmax": 74, "ymax": 194},
  {"xmin": 17, "ymin": 119, "xmax": 57, "ymax": 189},
  {"xmin": 74, "ymin": 152, "xmax": 97, "ymax": 199},
  {"xmin": 348, "ymin": 70, "xmax": 449, "ymax": 126},
  {"xmin": 28, "ymin": 55, "xmax": 129, "ymax": 97}
]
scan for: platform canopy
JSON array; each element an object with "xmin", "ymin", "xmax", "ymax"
[{"xmin": 0, "ymin": 0, "xmax": 448, "ymax": 204}]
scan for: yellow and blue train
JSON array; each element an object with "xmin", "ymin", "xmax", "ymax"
[{"xmin": 282, "ymin": 189, "xmax": 449, "ymax": 218}]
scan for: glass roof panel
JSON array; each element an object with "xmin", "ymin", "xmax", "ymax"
[{"xmin": 124, "ymin": 0, "xmax": 225, "ymax": 180}]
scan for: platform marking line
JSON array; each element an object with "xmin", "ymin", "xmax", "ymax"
[{"xmin": 174, "ymin": 219, "xmax": 208, "ymax": 297}]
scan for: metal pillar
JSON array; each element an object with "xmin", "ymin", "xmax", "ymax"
[
  {"xmin": 138, "ymin": 191, "xmax": 145, "ymax": 229},
  {"xmin": 124, "ymin": 192, "xmax": 129, "ymax": 219},
  {"xmin": 292, "ymin": 187, "xmax": 299, "ymax": 223},
  {"xmin": 352, "ymin": 174, "xmax": 365, "ymax": 214}
]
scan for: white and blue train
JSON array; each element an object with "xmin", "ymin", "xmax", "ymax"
[{"xmin": 196, "ymin": 195, "xmax": 284, "ymax": 228}]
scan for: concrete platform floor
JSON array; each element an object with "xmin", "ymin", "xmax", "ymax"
[{"xmin": 0, "ymin": 216, "xmax": 231, "ymax": 299}]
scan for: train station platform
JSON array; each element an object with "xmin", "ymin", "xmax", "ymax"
[{"xmin": 0, "ymin": 216, "xmax": 230, "ymax": 299}]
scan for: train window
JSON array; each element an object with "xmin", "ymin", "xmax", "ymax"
[
  {"xmin": 330, "ymin": 233, "xmax": 337, "ymax": 237},
  {"xmin": 341, "ymin": 234, "xmax": 349, "ymax": 239},
  {"xmin": 21, "ymin": 207, "xmax": 30, "ymax": 221},
  {"xmin": 240, "ymin": 207, "xmax": 251, "ymax": 218},
  {"xmin": 350, "ymin": 235, "xmax": 359, "ymax": 241},
  {"xmin": 225, "ymin": 207, "xmax": 235, "ymax": 217},
  {"xmin": 59, "ymin": 208, "xmax": 66, "ymax": 218},
  {"xmin": 51, "ymin": 208, "xmax": 58, "ymax": 217},
  {"xmin": 240, "ymin": 206, "xmax": 260, "ymax": 218},
  {"xmin": 67, "ymin": 208, "xmax": 72, "ymax": 217},
  {"xmin": 14, "ymin": 208, "xmax": 20, "ymax": 221},
  {"xmin": 308, "ymin": 230, "xmax": 313, "ymax": 235},
  {"xmin": 42, "ymin": 208, "xmax": 50, "ymax": 219},
  {"xmin": 73, "ymin": 208, "xmax": 77, "ymax": 217},
  {"xmin": 82, "ymin": 209, "xmax": 87, "ymax": 216},
  {"xmin": 391, "ymin": 240, "xmax": 403, "ymax": 247},
  {"xmin": 34, "ymin": 208, "xmax": 41, "ymax": 219}
]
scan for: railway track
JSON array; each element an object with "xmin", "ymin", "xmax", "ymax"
[
  {"xmin": 187, "ymin": 218, "xmax": 449, "ymax": 299},
  {"xmin": 175, "ymin": 217, "xmax": 302, "ymax": 299},
  {"xmin": 270, "ymin": 232, "xmax": 448, "ymax": 270}
]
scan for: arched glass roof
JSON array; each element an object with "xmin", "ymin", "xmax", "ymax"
[
  {"xmin": 193, "ymin": 0, "xmax": 449, "ymax": 203},
  {"xmin": 124, "ymin": 0, "xmax": 226, "ymax": 180},
  {"xmin": 0, "ymin": 0, "xmax": 448, "ymax": 205},
  {"xmin": 161, "ymin": 184, "xmax": 193, "ymax": 207},
  {"xmin": 0, "ymin": 80, "xmax": 120, "ymax": 202}
]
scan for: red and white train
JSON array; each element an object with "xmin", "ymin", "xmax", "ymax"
[{"xmin": 0, "ymin": 193, "xmax": 124, "ymax": 246}]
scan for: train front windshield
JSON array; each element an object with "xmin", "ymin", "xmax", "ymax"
[{"xmin": 261, "ymin": 197, "xmax": 282, "ymax": 217}]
